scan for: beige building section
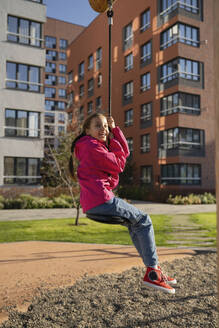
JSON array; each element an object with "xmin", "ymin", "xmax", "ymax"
[{"xmin": 0, "ymin": 0, "xmax": 46, "ymax": 188}]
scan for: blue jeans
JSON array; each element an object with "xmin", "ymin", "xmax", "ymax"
[{"xmin": 86, "ymin": 197, "xmax": 158, "ymax": 267}]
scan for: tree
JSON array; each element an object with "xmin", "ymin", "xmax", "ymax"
[{"xmin": 41, "ymin": 129, "xmax": 81, "ymax": 225}]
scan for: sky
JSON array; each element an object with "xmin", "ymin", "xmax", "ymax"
[{"xmin": 45, "ymin": 0, "xmax": 99, "ymax": 26}]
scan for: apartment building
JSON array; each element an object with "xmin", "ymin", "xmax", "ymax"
[
  {"xmin": 0, "ymin": 0, "xmax": 46, "ymax": 192},
  {"xmin": 44, "ymin": 18, "xmax": 84, "ymax": 149},
  {"xmin": 67, "ymin": 0, "xmax": 215, "ymax": 198}
]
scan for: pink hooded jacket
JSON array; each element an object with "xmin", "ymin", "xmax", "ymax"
[{"xmin": 75, "ymin": 127, "xmax": 130, "ymax": 212}]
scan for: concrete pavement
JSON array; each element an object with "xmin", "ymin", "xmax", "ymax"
[{"xmin": 0, "ymin": 201, "xmax": 216, "ymax": 221}]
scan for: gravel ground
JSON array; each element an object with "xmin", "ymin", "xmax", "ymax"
[{"xmin": 1, "ymin": 251, "xmax": 217, "ymax": 328}]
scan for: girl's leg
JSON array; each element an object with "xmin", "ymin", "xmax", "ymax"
[{"xmin": 86, "ymin": 197, "xmax": 158, "ymax": 267}]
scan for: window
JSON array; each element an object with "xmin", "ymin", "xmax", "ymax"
[
  {"xmin": 141, "ymin": 134, "xmax": 150, "ymax": 153},
  {"xmin": 88, "ymin": 78, "xmax": 94, "ymax": 97},
  {"xmin": 97, "ymin": 73, "xmax": 102, "ymax": 87},
  {"xmin": 6, "ymin": 62, "xmax": 41, "ymax": 92},
  {"xmin": 68, "ymin": 71, "xmax": 73, "ymax": 84},
  {"xmin": 58, "ymin": 76, "xmax": 66, "ymax": 85},
  {"xmin": 59, "ymin": 39, "xmax": 68, "ymax": 49},
  {"xmin": 58, "ymin": 113, "xmax": 65, "ymax": 124},
  {"xmin": 160, "ymin": 127, "xmax": 204, "ymax": 150},
  {"xmin": 79, "ymin": 106, "xmax": 84, "ymax": 121},
  {"xmin": 58, "ymin": 101, "xmax": 66, "ymax": 110},
  {"xmin": 140, "ymin": 41, "xmax": 152, "ymax": 66},
  {"xmin": 5, "ymin": 109, "xmax": 40, "ymax": 137},
  {"xmin": 67, "ymin": 91, "xmax": 74, "ymax": 108},
  {"xmin": 125, "ymin": 109, "xmax": 133, "ymax": 127},
  {"xmin": 96, "ymin": 96, "xmax": 102, "ymax": 110},
  {"xmin": 45, "ymin": 125, "xmax": 55, "ymax": 136},
  {"xmin": 160, "ymin": 92, "xmax": 200, "ymax": 116},
  {"xmin": 161, "ymin": 163, "xmax": 201, "ymax": 185},
  {"xmin": 140, "ymin": 9, "xmax": 150, "ymax": 32},
  {"xmin": 88, "ymin": 101, "xmax": 93, "ymax": 114},
  {"xmin": 7, "ymin": 16, "xmax": 42, "ymax": 47},
  {"xmin": 160, "ymin": 23, "xmax": 199, "ymax": 49},
  {"xmin": 45, "ymin": 36, "xmax": 56, "ymax": 48},
  {"xmin": 46, "ymin": 50, "xmax": 57, "ymax": 61},
  {"xmin": 160, "ymin": 0, "xmax": 200, "ymax": 17},
  {"xmin": 59, "ymin": 64, "xmax": 66, "ymax": 73},
  {"xmin": 141, "ymin": 72, "xmax": 150, "ymax": 92},
  {"xmin": 44, "ymin": 138, "xmax": 55, "ymax": 149},
  {"xmin": 125, "ymin": 53, "xmax": 133, "ymax": 71},
  {"xmin": 79, "ymin": 84, "xmax": 84, "ymax": 98},
  {"xmin": 78, "ymin": 61, "xmax": 85, "ymax": 81},
  {"xmin": 4, "ymin": 157, "xmax": 41, "ymax": 185},
  {"xmin": 59, "ymin": 52, "xmax": 67, "ymax": 60},
  {"xmin": 141, "ymin": 166, "xmax": 152, "ymax": 184},
  {"xmin": 96, "ymin": 47, "xmax": 102, "ymax": 70},
  {"xmin": 45, "ymin": 62, "xmax": 56, "ymax": 73},
  {"xmin": 123, "ymin": 81, "xmax": 133, "ymax": 102},
  {"xmin": 68, "ymin": 112, "xmax": 73, "ymax": 122},
  {"xmin": 67, "ymin": 92, "xmax": 74, "ymax": 108},
  {"xmin": 45, "ymin": 74, "xmax": 56, "ymax": 86},
  {"xmin": 127, "ymin": 137, "xmax": 133, "ymax": 155},
  {"xmin": 88, "ymin": 54, "xmax": 94, "ymax": 70},
  {"xmin": 45, "ymin": 87, "xmax": 56, "ymax": 98},
  {"xmin": 45, "ymin": 100, "xmax": 55, "ymax": 111},
  {"xmin": 58, "ymin": 88, "xmax": 66, "ymax": 98},
  {"xmin": 123, "ymin": 23, "xmax": 133, "ymax": 51},
  {"xmin": 160, "ymin": 58, "xmax": 200, "ymax": 83},
  {"xmin": 140, "ymin": 102, "xmax": 152, "ymax": 126},
  {"xmin": 45, "ymin": 112, "xmax": 55, "ymax": 124},
  {"xmin": 58, "ymin": 126, "xmax": 65, "ymax": 135}
]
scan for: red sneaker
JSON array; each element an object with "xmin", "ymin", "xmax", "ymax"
[
  {"xmin": 143, "ymin": 267, "xmax": 175, "ymax": 294},
  {"xmin": 158, "ymin": 266, "xmax": 177, "ymax": 285}
]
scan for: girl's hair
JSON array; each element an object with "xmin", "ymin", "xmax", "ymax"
[{"xmin": 69, "ymin": 112, "xmax": 106, "ymax": 178}]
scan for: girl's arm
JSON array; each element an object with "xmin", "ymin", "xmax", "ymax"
[{"xmin": 107, "ymin": 116, "xmax": 130, "ymax": 158}]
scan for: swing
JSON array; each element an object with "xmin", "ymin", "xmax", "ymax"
[
  {"xmin": 86, "ymin": 213, "xmax": 129, "ymax": 225},
  {"xmin": 86, "ymin": 1, "xmax": 124, "ymax": 226}
]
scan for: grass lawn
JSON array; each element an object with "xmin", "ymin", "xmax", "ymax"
[
  {"xmin": 0, "ymin": 215, "xmax": 172, "ymax": 246},
  {"xmin": 190, "ymin": 212, "xmax": 217, "ymax": 239}
]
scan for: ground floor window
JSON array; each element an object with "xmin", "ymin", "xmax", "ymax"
[
  {"xmin": 161, "ymin": 163, "xmax": 201, "ymax": 185},
  {"xmin": 4, "ymin": 157, "xmax": 41, "ymax": 185},
  {"xmin": 140, "ymin": 166, "xmax": 152, "ymax": 184}
]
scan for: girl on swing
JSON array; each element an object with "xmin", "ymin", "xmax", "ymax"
[{"xmin": 69, "ymin": 112, "xmax": 176, "ymax": 294}]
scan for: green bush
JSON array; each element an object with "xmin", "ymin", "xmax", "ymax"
[
  {"xmin": 167, "ymin": 192, "xmax": 216, "ymax": 205},
  {"xmin": 58, "ymin": 194, "xmax": 74, "ymax": 205},
  {"xmin": 36, "ymin": 197, "xmax": 54, "ymax": 208},
  {"xmin": 19, "ymin": 194, "xmax": 38, "ymax": 209},
  {"xmin": 0, "ymin": 196, "xmax": 4, "ymax": 209},
  {"xmin": 3, "ymin": 198, "xmax": 25, "ymax": 209},
  {"xmin": 52, "ymin": 197, "xmax": 73, "ymax": 208}
]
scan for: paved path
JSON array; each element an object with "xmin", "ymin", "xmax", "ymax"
[{"xmin": 0, "ymin": 201, "xmax": 216, "ymax": 221}]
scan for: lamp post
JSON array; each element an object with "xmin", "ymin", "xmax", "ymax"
[{"xmin": 88, "ymin": 0, "xmax": 117, "ymax": 116}]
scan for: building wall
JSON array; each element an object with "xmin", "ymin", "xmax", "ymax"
[
  {"xmin": 0, "ymin": 0, "xmax": 46, "ymax": 187},
  {"xmin": 44, "ymin": 17, "xmax": 84, "ymax": 147},
  {"xmin": 68, "ymin": 0, "xmax": 215, "ymax": 198}
]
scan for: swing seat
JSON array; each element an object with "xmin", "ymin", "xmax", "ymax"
[{"xmin": 86, "ymin": 213, "xmax": 129, "ymax": 225}]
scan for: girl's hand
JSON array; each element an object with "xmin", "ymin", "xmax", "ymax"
[{"xmin": 107, "ymin": 116, "xmax": 116, "ymax": 130}]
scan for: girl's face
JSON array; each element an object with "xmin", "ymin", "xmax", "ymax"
[{"xmin": 86, "ymin": 116, "xmax": 109, "ymax": 142}]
